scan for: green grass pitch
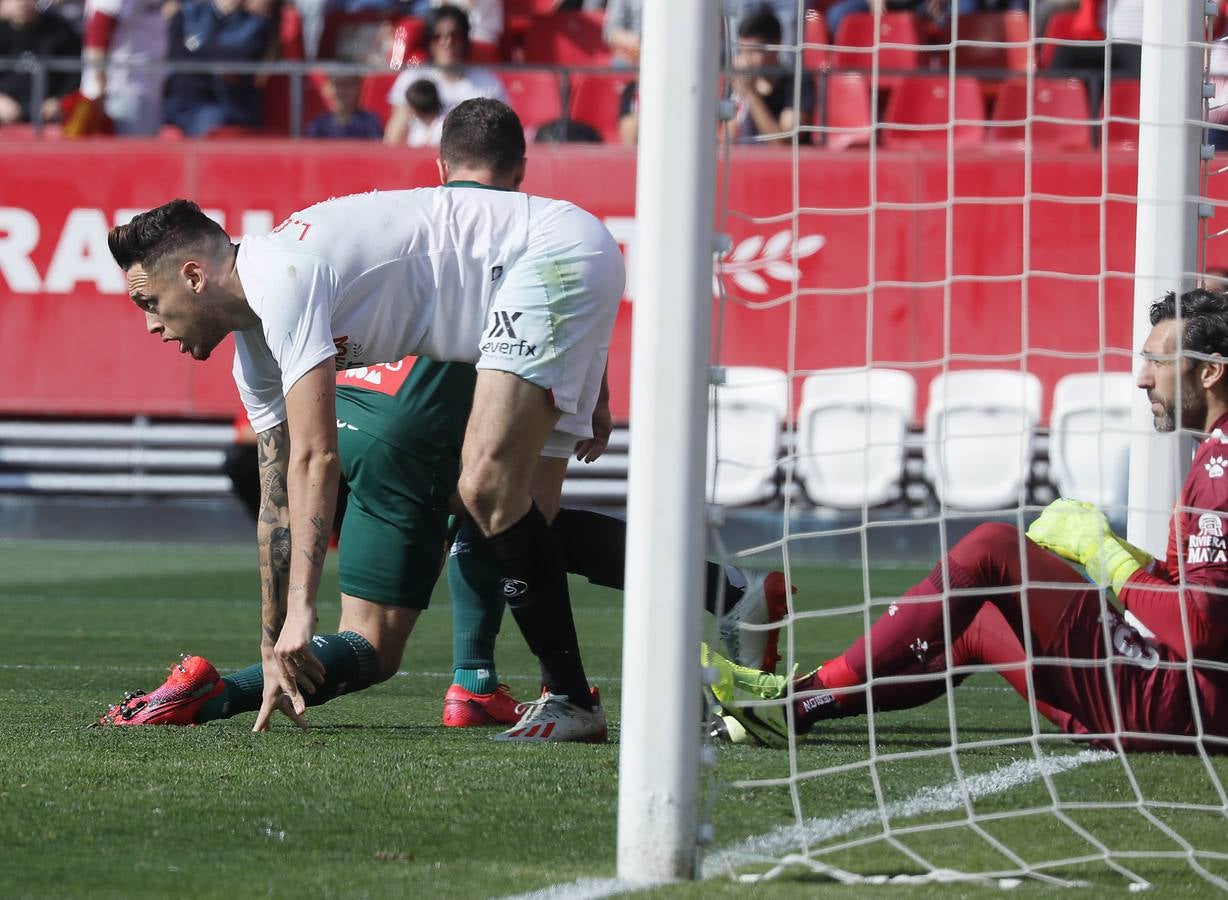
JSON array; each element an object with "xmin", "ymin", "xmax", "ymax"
[{"xmin": 2, "ymin": 540, "xmax": 1226, "ymax": 898}]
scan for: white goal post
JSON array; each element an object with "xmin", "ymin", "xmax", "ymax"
[
  {"xmin": 617, "ymin": 0, "xmax": 1224, "ymax": 888},
  {"xmin": 616, "ymin": 0, "xmax": 720, "ymax": 883}
]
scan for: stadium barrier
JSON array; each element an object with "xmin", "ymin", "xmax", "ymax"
[{"xmin": 10, "ymin": 143, "xmax": 1228, "ymax": 426}]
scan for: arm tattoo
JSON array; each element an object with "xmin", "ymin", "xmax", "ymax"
[
  {"xmin": 256, "ymin": 423, "xmax": 291, "ymax": 644},
  {"xmin": 301, "ymin": 514, "xmax": 329, "ymax": 569}
]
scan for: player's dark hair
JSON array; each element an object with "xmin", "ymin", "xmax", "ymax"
[
  {"xmin": 107, "ymin": 199, "xmax": 230, "ymax": 272},
  {"xmin": 1150, "ymin": 288, "xmax": 1228, "ymax": 360},
  {"xmin": 406, "ymin": 78, "xmax": 442, "ymax": 115},
  {"xmin": 738, "ymin": 5, "xmax": 782, "ymax": 44},
  {"xmin": 425, "ymin": 4, "xmax": 470, "ymax": 57},
  {"xmin": 440, "ymin": 98, "xmax": 526, "ymax": 179}
]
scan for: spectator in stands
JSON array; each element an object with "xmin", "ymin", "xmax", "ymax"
[
  {"xmin": 602, "ymin": 0, "xmax": 640, "ymax": 67},
  {"xmin": 426, "ymin": 0, "xmax": 500, "ymax": 47},
  {"xmin": 402, "ymin": 76, "xmax": 443, "ymax": 145},
  {"xmin": 80, "ymin": 0, "xmax": 173, "ymax": 135},
  {"xmin": 0, "ymin": 0, "xmax": 81, "ymax": 125},
  {"xmin": 382, "ymin": 4, "xmax": 506, "ymax": 144},
  {"xmin": 728, "ymin": 6, "xmax": 813, "ymax": 145},
  {"xmin": 305, "ymin": 72, "xmax": 382, "ymax": 139},
  {"xmin": 162, "ymin": 0, "xmax": 275, "ymax": 136},
  {"xmin": 731, "ymin": 0, "xmax": 797, "ymax": 62}
]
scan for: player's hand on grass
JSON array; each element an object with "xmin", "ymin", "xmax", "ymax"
[
  {"xmin": 252, "ymin": 668, "xmax": 310, "ymax": 732},
  {"xmin": 254, "ymin": 613, "xmax": 324, "ymax": 728}
]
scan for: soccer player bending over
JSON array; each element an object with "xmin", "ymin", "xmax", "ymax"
[
  {"xmin": 713, "ymin": 288, "xmax": 1228, "ymax": 754},
  {"xmin": 101, "ymin": 102, "xmax": 625, "ymax": 741},
  {"xmin": 94, "ymin": 100, "xmax": 789, "ymax": 739}
]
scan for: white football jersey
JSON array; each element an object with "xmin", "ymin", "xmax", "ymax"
[{"xmin": 232, "ymin": 186, "xmax": 584, "ymax": 432}]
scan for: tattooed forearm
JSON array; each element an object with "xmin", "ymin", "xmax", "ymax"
[
  {"xmin": 256, "ymin": 423, "xmax": 291, "ymax": 646},
  {"xmin": 301, "ymin": 514, "xmax": 329, "ymax": 569},
  {"xmin": 257, "ymin": 423, "xmax": 290, "ymax": 524},
  {"xmin": 261, "ymin": 525, "xmax": 290, "ymax": 643}
]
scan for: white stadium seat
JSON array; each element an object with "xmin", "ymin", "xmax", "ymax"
[
  {"xmin": 795, "ymin": 367, "xmax": 916, "ymax": 508},
  {"xmin": 923, "ymin": 369, "xmax": 1042, "ymax": 510},
  {"xmin": 707, "ymin": 366, "xmax": 790, "ymax": 506},
  {"xmin": 1048, "ymin": 371, "xmax": 1136, "ymax": 511}
]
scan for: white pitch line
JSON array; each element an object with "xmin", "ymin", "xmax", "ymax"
[
  {"xmin": 705, "ymin": 748, "xmax": 1113, "ymax": 876},
  {"xmin": 500, "ymin": 749, "xmax": 1112, "ymax": 900}
]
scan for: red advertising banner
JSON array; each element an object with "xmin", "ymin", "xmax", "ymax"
[{"xmin": 2, "ymin": 142, "xmax": 1224, "ymax": 423}]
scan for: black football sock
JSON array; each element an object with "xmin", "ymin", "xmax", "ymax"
[
  {"xmin": 550, "ymin": 507, "xmax": 743, "ymax": 615},
  {"xmin": 488, "ymin": 503, "xmax": 593, "ymax": 710}
]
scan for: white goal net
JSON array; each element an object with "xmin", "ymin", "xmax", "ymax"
[{"xmin": 686, "ymin": 0, "xmax": 1228, "ymax": 891}]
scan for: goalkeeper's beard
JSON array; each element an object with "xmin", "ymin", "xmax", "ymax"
[{"xmin": 1153, "ymin": 373, "xmax": 1205, "ymax": 433}]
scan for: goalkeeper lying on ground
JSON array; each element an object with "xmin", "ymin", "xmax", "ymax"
[{"xmin": 711, "ymin": 288, "xmax": 1228, "ymax": 754}]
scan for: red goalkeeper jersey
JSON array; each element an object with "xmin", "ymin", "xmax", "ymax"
[{"xmin": 1118, "ymin": 410, "xmax": 1228, "ymax": 740}]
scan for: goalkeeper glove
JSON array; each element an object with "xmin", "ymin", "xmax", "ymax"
[{"xmin": 1025, "ymin": 498, "xmax": 1153, "ymax": 594}]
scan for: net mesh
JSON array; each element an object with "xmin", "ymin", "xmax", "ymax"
[{"xmin": 700, "ymin": 1, "xmax": 1228, "ymax": 889}]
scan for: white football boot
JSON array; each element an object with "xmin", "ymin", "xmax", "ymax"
[
  {"xmin": 493, "ymin": 687, "xmax": 608, "ymax": 743},
  {"xmin": 718, "ymin": 569, "xmax": 792, "ymax": 673}
]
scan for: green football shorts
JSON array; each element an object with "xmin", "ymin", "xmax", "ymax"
[{"xmin": 336, "ymin": 426, "xmax": 461, "ymax": 609}]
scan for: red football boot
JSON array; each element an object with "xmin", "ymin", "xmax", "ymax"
[
  {"xmin": 98, "ymin": 655, "xmax": 223, "ymax": 726},
  {"xmin": 442, "ymin": 682, "xmax": 523, "ymax": 727}
]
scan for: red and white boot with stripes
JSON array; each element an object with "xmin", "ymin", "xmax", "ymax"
[{"xmin": 493, "ymin": 686, "xmax": 607, "ymax": 743}]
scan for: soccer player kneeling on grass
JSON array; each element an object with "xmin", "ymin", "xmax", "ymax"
[
  {"xmin": 94, "ymin": 100, "xmax": 789, "ymax": 739},
  {"xmin": 710, "ymin": 288, "xmax": 1228, "ymax": 754}
]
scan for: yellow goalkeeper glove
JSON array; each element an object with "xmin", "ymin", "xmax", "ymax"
[{"xmin": 1025, "ymin": 498, "xmax": 1153, "ymax": 594}]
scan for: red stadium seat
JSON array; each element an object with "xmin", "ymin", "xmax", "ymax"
[
  {"xmin": 1104, "ymin": 78, "xmax": 1140, "ymax": 148},
  {"xmin": 361, "ymin": 72, "xmax": 399, "ymax": 127},
  {"xmin": 951, "ymin": 11, "xmax": 1030, "ymax": 72},
  {"xmin": 503, "ymin": 0, "xmax": 564, "ymax": 57},
  {"xmin": 802, "ymin": 9, "xmax": 829, "ymax": 72},
  {"xmin": 386, "ymin": 17, "xmax": 426, "ymax": 69},
  {"xmin": 521, "ymin": 12, "xmax": 610, "ymax": 66},
  {"xmin": 498, "ymin": 69, "xmax": 564, "ymax": 132},
  {"xmin": 1040, "ymin": 9, "xmax": 1104, "ymax": 69},
  {"xmin": 569, "ymin": 71, "xmax": 636, "ymax": 143},
  {"xmin": 989, "ymin": 77, "xmax": 1092, "ymax": 149},
  {"xmin": 833, "ymin": 12, "xmax": 926, "ymax": 86},
  {"xmin": 823, "ymin": 71, "xmax": 872, "ymax": 149},
  {"xmin": 881, "ymin": 75, "xmax": 985, "ymax": 148}
]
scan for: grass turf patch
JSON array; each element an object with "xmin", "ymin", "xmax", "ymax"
[{"xmin": 1, "ymin": 541, "xmax": 1225, "ymax": 897}]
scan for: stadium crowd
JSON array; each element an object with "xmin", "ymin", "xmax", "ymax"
[{"xmin": 2, "ymin": 0, "xmax": 1218, "ymax": 145}]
